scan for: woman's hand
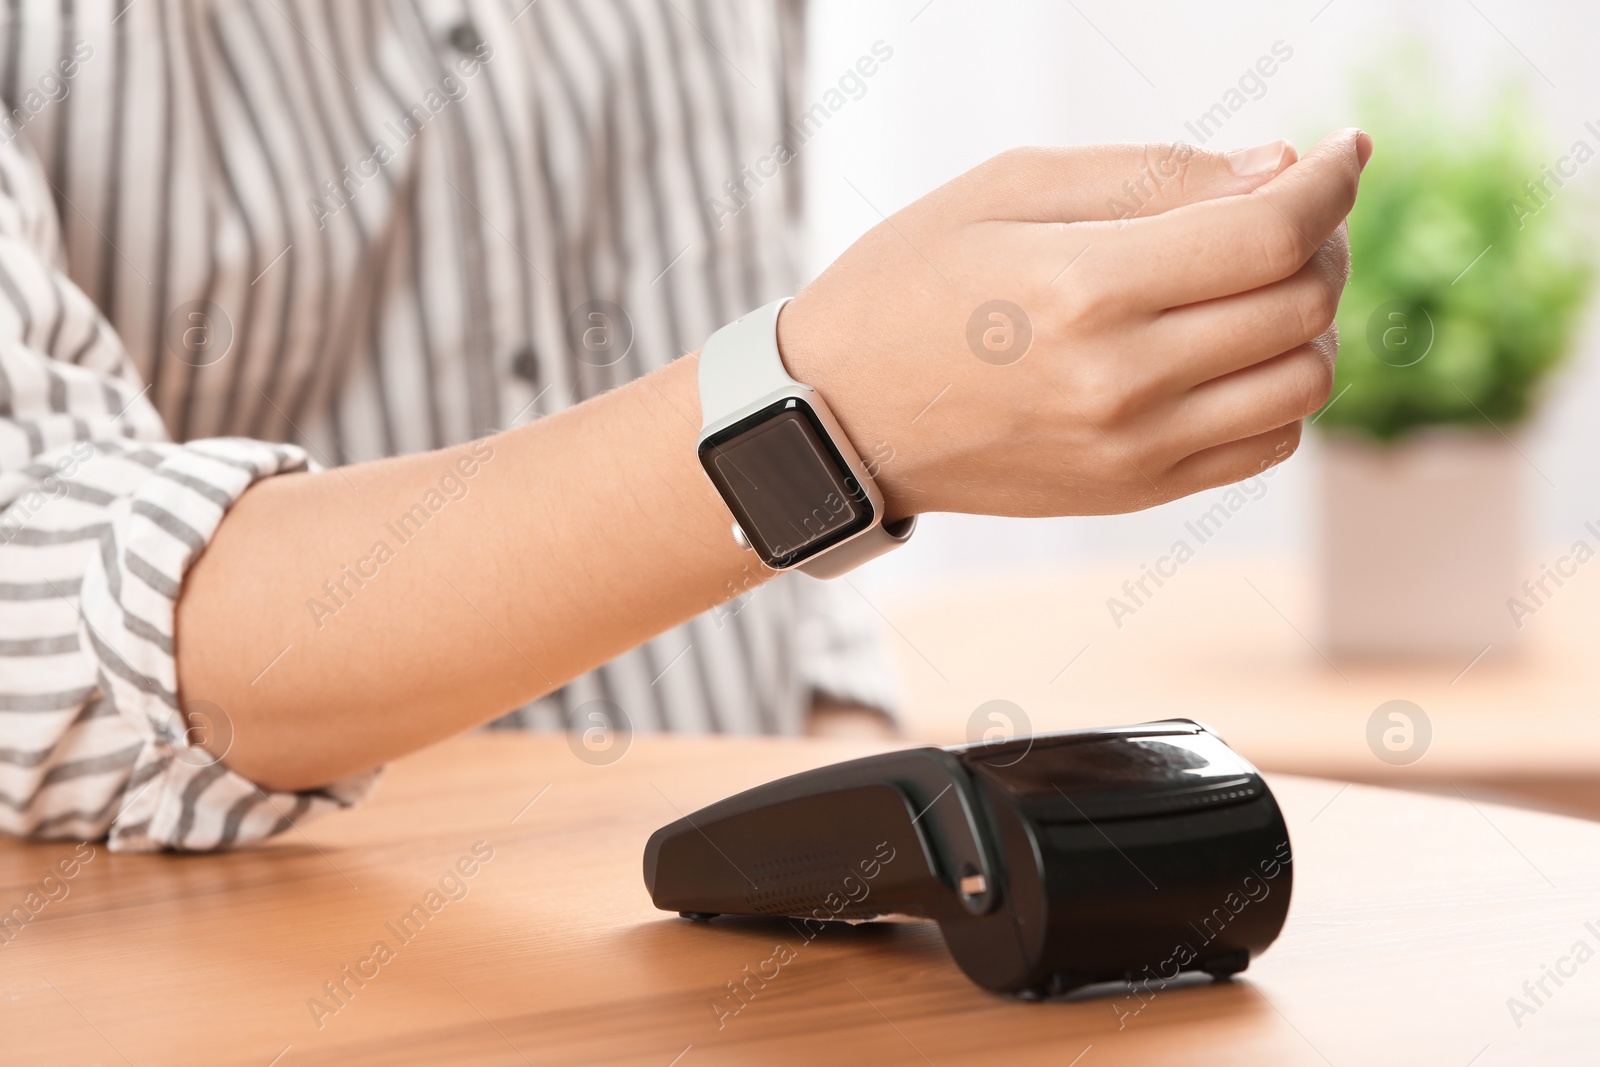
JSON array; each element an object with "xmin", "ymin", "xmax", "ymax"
[{"xmin": 778, "ymin": 129, "xmax": 1370, "ymax": 520}]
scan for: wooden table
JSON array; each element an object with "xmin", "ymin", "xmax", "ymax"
[{"xmin": 4, "ymin": 732, "xmax": 1597, "ymax": 1066}]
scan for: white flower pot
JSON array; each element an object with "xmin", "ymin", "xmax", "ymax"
[{"xmin": 1317, "ymin": 430, "xmax": 1522, "ymax": 661}]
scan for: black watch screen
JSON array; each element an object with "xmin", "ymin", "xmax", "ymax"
[{"xmin": 698, "ymin": 397, "xmax": 875, "ymax": 568}]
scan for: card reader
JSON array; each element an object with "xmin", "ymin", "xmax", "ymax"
[{"xmin": 643, "ymin": 719, "xmax": 1292, "ymax": 998}]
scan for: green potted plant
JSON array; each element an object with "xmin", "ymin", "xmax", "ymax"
[{"xmin": 1316, "ymin": 75, "xmax": 1596, "ymax": 659}]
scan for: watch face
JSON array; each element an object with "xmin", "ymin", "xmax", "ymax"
[{"xmin": 699, "ymin": 398, "xmax": 875, "ymax": 568}]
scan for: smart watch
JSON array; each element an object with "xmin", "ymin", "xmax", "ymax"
[{"xmin": 696, "ymin": 298, "xmax": 914, "ymax": 579}]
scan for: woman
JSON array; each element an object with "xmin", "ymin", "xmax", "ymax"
[{"xmin": 0, "ymin": 0, "xmax": 1365, "ymax": 850}]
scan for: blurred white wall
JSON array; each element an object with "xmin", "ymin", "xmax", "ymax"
[{"xmin": 798, "ymin": 0, "xmax": 1600, "ymax": 594}]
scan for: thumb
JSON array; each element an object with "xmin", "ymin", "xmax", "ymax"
[{"xmin": 956, "ymin": 139, "xmax": 1298, "ymax": 224}]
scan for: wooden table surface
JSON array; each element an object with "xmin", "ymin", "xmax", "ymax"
[{"xmin": 4, "ymin": 732, "xmax": 1597, "ymax": 1066}]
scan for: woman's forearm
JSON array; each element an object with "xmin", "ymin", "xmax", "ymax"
[{"xmin": 177, "ymin": 354, "xmax": 754, "ymax": 791}]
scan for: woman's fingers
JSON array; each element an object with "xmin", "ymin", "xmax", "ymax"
[
  {"xmin": 1072, "ymin": 128, "xmax": 1367, "ymax": 312},
  {"xmin": 1160, "ymin": 331, "xmax": 1337, "ymax": 459},
  {"xmin": 953, "ymin": 139, "xmax": 1298, "ymax": 226},
  {"xmin": 1166, "ymin": 421, "xmax": 1306, "ymax": 499},
  {"xmin": 1144, "ymin": 223, "xmax": 1349, "ymax": 389}
]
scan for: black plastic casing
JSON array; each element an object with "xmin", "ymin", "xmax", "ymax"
[{"xmin": 643, "ymin": 720, "xmax": 1292, "ymax": 998}]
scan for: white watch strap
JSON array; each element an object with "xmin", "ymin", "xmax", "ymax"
[
  {"xmin": 697, "ymin": 298, "xmax": 798, "ymax": 427},
  {"xmin": 696, "ymin": 298, "xmax": 914, "ymax": 577}
]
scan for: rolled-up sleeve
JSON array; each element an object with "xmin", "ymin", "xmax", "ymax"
[{"xmin": 0, "ymin": 136, "xmax": 376, "ymax": 851}]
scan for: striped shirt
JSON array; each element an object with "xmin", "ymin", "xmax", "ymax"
[{"xmin": 0, "ymin": 0, "xmax": 897, "ymax": 852}]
